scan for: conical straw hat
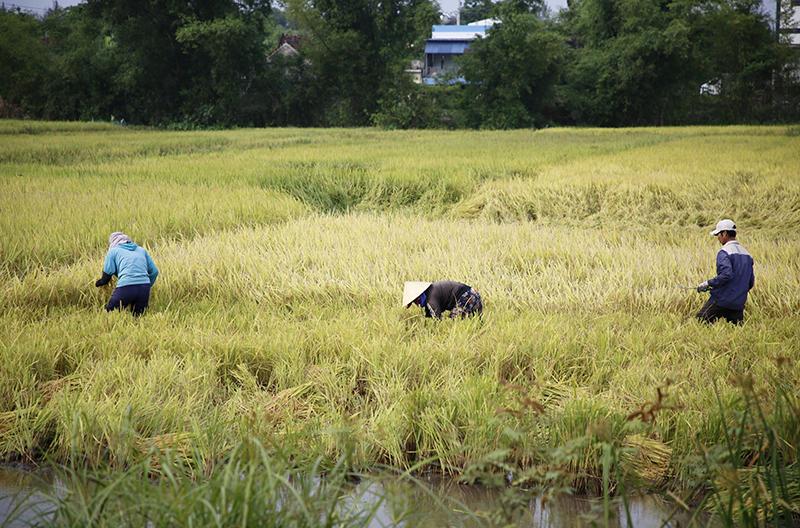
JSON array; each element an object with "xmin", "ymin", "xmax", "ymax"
[{"xmin": 403, "ymin": 281, "xmax": 432, "ymax": 307}]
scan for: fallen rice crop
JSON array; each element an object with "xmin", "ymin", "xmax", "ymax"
[{"xmin": 0, "ymin": 121, "xmax": 798, "ymax": 514}]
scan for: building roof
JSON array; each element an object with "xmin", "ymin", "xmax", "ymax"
[
  {"xmin": 467, "ymin": 18, "xmax": 500, "ymax": 26},
  {"xmin": 269, "ymin": 42, "xmax": 300, "ymax": 59},
  {"xmin": 424, "ymin": 40, "xmax": 472, "ymax": 54},
  {"xmin": 430, "ymin": 25, "xmax": 490, "ymax": 40},
  {"xmin": 279, "ymin": 34, "xmax": 302, "ymax": 49},
  {"xmin": 268, "ymin": 34, "xmax": 303, "ymax": 60}
]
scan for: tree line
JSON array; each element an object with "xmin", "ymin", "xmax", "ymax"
[{"xmin": 1, "ymin": 0, "xmax": 798, "ymax": 128}]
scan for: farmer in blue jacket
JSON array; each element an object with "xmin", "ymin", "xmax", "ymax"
[
  {"xmin": 95, "ymin": 232, "xmax": 159, "ymax": 316},
  {"xmin": 696, "ymin": 219, "xmax": 754, "ymax": 324}
]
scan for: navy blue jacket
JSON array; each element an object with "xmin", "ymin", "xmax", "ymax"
[{"xmin": 708, "ymin": 241, "xmax": 754, "ymax": 310}]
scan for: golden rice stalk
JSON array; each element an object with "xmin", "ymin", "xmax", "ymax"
[
  {"xmin": 135, "ymin": 432, "xmax": 193, "ymax": 457},
  {"xmin": 268, "ymin": 382, "xmax": 315, "ymax": 414},
  {"xmin": 0, "ymin": 411, "xmax": 16, "ymax": 435},
  {"xmin": 235, "ymin": 382, "xmax": 315, "ymax": 421},
  {"xmin": 133, "ymin": 432, "xmax": 195, "ymax": 475},
  {"xmin": 39, "ymin": 375, "xmax": 80, "ymax": 402},
  {"xmin": 539, "ymin": 382, "xmax": 574, "ymax": 407},
  {"xmin": 0, "ymin": 406, "xmax": 41, "ymax": 435},
  {"xmin": 620, "ymin": 434, "xmax": 672, "ymax": 485}
]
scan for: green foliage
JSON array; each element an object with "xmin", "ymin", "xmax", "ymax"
[
  {"xmin": 0, "ymin": 1, "xmax": 279, "ymax": 125},
  {"xmin": 87, "ymin": 0, "xmax": 272, "ymax": 125},
  {"xmin": 685, "ymin": 0, "xmax": 789, "ymax": 122},
  {"xmin": 37, "ymin": 5, "xmax": 126, "ymax": 121},
  {"xmin": 461, "ymin": 0, "xmax": 496, "ymax": 23},
  {"xmin": 560, "ymin": 0, "xmax": 796, "ymax": 125},
  {"xmin": 286, "ymin": 0, "xmax": 439, "ymax": 126},
  {"xmin": 176, "ymin": 15, "xmax": 266, "ymax": 125},
  {"xmin": 372, "ymin": 82, "xmax": 471, "ymax": 130},
  {"xmin": 697, "ymin": 376, "xmax": 800, "ymax": 525},
  {"xmin": 562, "ymin": 0, "xmax": 695, "ymax": 125},
  {"xmin": 0, "ymin": 11, "xmax": 50, "ymax": 117},
  {"xmin": 1, "ymin": 0, "xmax": 799, "ymax": 127},
  {"xmin": 372, "ymin": 76, "xmax": 443, "ymax": 129},
  {"xmin": 460, "ymin": 12, "xmax": 565, "ymax": 128}
]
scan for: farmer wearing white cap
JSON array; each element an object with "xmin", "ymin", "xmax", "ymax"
[
  {"xmin": 696, "ymin": 219, "xmax": 754, "ymax": 324},
  {"xmin": 95, "ymin": 231, "xmax": 159, "ymax": 316},
  {"xmin": 403, "ymin": 281, "xmax": 482, "ymax": 319}
]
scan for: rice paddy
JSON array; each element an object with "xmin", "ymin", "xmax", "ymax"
[{"xmin": 1, "ymin": 121, "xmax": 799, "ymax": 521}]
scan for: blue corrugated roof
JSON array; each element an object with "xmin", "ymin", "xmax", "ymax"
[{"xmin": 424, "ymin": 40, "xmax": 471, "ymax": 54}]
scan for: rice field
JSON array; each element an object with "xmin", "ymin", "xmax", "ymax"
[{"xmin": 1, "ymin": 121, "xmax": 799, "ymax": 508}]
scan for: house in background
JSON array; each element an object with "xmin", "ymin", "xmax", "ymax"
[
  {"xmin": 761, "ymin": 0, "xmax": 800, "ymax": 45},
  {"xmin": 785, "ymin": 0, "xmax": 800, "ymax": 46},
  {"xmin": 422, "ymin": 21, "xmax": 497, "ymax": 84},
  {"xmin": 268, "ymin": 34, "xmax": 303, "ymax": 60},
  {"xmin": 405, "ymin": 60, "xmax": 424, "ymax": 84}
]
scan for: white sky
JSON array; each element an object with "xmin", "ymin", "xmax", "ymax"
[
  {"xmin": 438, "ymin": 0, "xmax": 570, "ymax": 16},
  {"xmin": 8, "ymin": 0, "xmax": 571, "ymax": 17},
  {"xmin": 4, "ymin": 0, "xmax": 64, "ymax": 12}
]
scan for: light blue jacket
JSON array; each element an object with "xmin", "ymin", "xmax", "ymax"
[{"xmin": 103, "ymin": 242, "xmax": 159, "ymax": 288}]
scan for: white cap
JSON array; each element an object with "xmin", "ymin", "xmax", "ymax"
[
  {"xmin": 710, "ymin": 219, "xmax": 736, "ymax": 236},
  {"xmin": 403, "ymin": 281, "xmax": 432, "ymax": 307}
]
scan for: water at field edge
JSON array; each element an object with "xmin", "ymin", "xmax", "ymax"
[
  {"xmin": 0, "ymin": 466, "xmax": 61, "ymax": 527},
  {"xmin": 0, "ymin": 465, "xmax": 708, "ymax": 527},
  {"xmin": 346, "ymin": 476, "xmax": 709, "ymax": 527}
]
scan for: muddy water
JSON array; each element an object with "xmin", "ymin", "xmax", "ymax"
[
  {"xmin": 0, "ymin": 466, "xmax": 705, "ymax": 527},
  {"xmin": 346, "ymin": 477, "xmax": 706, "ymax": 527},
  {"xmin": 0, "ymin": 466, "xmax": 58, "ymax": 527}
]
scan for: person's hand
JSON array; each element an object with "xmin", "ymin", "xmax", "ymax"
[
  {"xmin": 95, "ymin": 278, "xmax": 104, "ymax": 287},
  {"xmin": 696, "ymin": 281, "xmax": 710, "ymax": 292}
]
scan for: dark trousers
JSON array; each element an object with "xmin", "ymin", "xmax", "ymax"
[
  {"xmin": 106, "ymin": 284, "xmax": 151, "ymax": 316},
  {"xmin": 696, "ymin": 298, "xmax": 744, "ymax": 325}
]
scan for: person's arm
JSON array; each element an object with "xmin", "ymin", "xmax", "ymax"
[
  {"xmin": 425, "ymin": 300, "xmax": 442, "ymax": 319},
  {"xmin": 96, "ymin": 250, "xmax": 117, "ymax": 287},
  {"xmin": 749, "ymin": 269, "xmax": 755, "ymax": 290},
  {"xmin": 145, "ymin": 251, "xmax": 159, "ymax": 285},
  {"xmin": 707, "ymin": 251, "xmax": 733, "ymax": 288}
]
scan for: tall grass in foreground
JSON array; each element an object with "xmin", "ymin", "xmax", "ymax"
[
  {"xmin": 4, "ymin": 374, "xmax": 796, "ymax": 527},
  {"xmin": 2, "ymin": 439, "xmax": 488, "ymax": 528},
  {"xmin": 2, "ymin": 441, "xmax": 389, "ymax": 528},
  {"xmin": 461, "ymin": 370, "xmax": 800, "ymax": 526}
]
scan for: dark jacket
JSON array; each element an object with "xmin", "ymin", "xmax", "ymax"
[
  {"xmin": 708, "ymin": 240, "xmax": 755, "ymax": 310},
  {"xmin": 423, "ymin": 281, "xmax": 471, "ymax": 319}
]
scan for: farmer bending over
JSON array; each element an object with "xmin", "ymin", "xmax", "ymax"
[
  {"xmin": 95, "ymin": 232, "xmax": 159, "ymax": 316},
  {"xmin": 696, "ymin": 219, "xmax": 754, "ymax": 325},
  {"xmin": 403, "ymin": 281, "xmax": 483, "ymax": 319}
]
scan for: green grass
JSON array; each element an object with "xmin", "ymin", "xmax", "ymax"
[
  {"xmin": 2, "ymin": 440, "xmax": 417, "ymax": 528},
  {"xmin": 1, "ymin": 120, "xmax": 799, "ymax": 522}
]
